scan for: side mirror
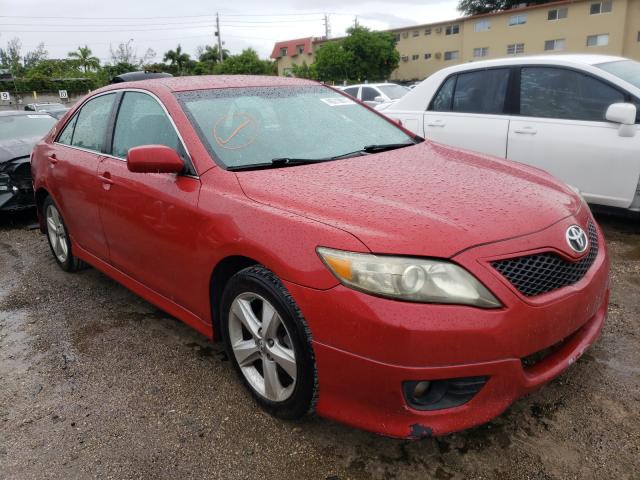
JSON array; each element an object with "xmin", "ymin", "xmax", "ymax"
[
  {"xmin": 127, "ymin": 145, "xmax": 184, "ymax": 174},
  {"xmin": 606, "ymin": 103, "xmax": 637, "ymax": 137},
  {"xmin": 373, "ymin": 96, "xmax": 385, "ymax": 103}
]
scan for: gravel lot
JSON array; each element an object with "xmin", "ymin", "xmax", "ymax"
[{"xmin": 0, "ymin": 209, "xmax": 638, "ymax": 480}]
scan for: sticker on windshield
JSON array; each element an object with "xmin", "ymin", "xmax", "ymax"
[{"xmin": 321, "ymin": 97, "xmax": 356, "ymax": 107}]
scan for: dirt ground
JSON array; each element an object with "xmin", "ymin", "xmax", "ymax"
[{"xmin": 0, "ymin": 209, "xmax": 638, "ymax": 480}]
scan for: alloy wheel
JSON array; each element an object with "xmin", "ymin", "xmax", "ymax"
[
  {"xmin": 46, "ymin": 204, "xmax": 69, "ymax": 263},
  {"xmin": 228, "ymin": 293, "xmax": 297, "ymax": 402}
]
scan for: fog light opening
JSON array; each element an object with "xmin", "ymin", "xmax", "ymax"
[{"xmin": 412, "ymin": 380, "xmax": 431, "ymax": 399}]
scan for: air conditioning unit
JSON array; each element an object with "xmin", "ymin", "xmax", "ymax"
[
  {"xmin": 435, "ymin": 52, "xmax": 442, "ymax": 59},
  {"xmin": 435, "ymin": 27, "xmax": 442, "ymax": 34}
]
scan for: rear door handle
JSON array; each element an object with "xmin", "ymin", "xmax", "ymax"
[
  {"xmin": 427, "ymin": 120, "xmax": 446, "ymax": 127},
  {"xmin": 513, "ymin": 127, "xmax": 537, "ymax": 135},
  {"xmin": 48, "ymin": 154, "xmax": 58, "ymax": 164}
]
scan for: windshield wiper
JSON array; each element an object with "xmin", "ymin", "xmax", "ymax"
[
  {"xmin": 227, "ymin": 141, "xmax": 420, "ymax": 171},
  {"xmin": 361, "ymin": 142, "xmax": 417, "ymax": 153}
]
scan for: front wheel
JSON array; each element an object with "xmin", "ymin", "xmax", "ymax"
[
  {"xmin": 220, "ymin": 265, "xmax": 316, "ymax": 419},
  {"xmin": 43, "ymin": 196, "xmax": 84, "ymax": 272}
]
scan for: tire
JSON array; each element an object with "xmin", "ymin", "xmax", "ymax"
[
  {"xmin": 43, "ymin": 196, "xmax": 85, "ymax": 272},
  {"xmin": 220, "ymin": 265, "xmax": 317, "ymax": 419}
]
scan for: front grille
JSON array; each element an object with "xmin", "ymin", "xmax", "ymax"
[{"xmin": 492, "ymin": 222, "xmax": 598, "ymax": 297}]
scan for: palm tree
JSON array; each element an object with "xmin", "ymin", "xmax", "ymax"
[
  {"xmin": 68, "ymin": 45, "xmax": 100, "ymax": 72},
  {"xmin": 163, "ymin": 44, "xmax": 191, "ymax": 75},
  {"xmin": 198, "ymin": 44, "xmax": 230, "ymax": 63}
]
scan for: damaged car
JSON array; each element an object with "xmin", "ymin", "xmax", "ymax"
[{"xmin": 0, "ymin": 111, "xmax": 57, "ymax": 211}]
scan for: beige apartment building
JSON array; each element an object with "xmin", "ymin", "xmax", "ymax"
[{"xmin": 271, "ymin": 0, "xmax": 640, "ymax": 81}]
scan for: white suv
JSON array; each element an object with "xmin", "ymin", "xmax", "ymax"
[
  {"xmin": 340, "ymin": 83, "xmax": 410, "ymax": 107},
  {"xmin": 377, "ymin": 55, "xmax": 640, "ymax": 212}
]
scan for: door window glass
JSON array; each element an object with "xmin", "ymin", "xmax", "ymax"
[
  {"xmin": 430, "ymin": 76, "xmax": 456, "ymax": 111},
  {"xmin": 520, "ymin": 67, "xmax": 625, "ymax": 121},
  {"xmin": 71, "ymin": 93, "xmax": 116, "ymax": 152},
  {"xmin": 452, "ymin": 69, "xmax": 510, "ymax": 114},
  {"xmin": 342, "ymin": 87, "xmax": 359, "ymax": 98},
  {"xmin": 112, "ymin": 92, "xmax": 181, "ymax": 158},
  {"xmin": 361, "ymin": 87, "xmax": 379, "ymax": 102},
  {"xmin": 57, "ymin": 114, "xmax": 77, "ymax": 145}
]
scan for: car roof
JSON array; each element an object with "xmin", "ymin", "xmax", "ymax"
[
  {"xmin": 438, "ymin": 54, "xmax": 626, "ymax": 74},
  {"xmin": 97, "ymin": 75, "xmax": 318, "ymax": 94},
  {"xmin": 0, "ymin": 110, "xmax": 54, "ymax": 117}
]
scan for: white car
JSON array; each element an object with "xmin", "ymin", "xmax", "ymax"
[
  {"xmin": 340, "ymin": 83, "xmax": 410, "ymax": 107},
  {"xmin": 377, "ymin": 55, "xmax": 640, "ymax": 212}
]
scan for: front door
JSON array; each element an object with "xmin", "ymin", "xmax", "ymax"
[
  {"xmin": 97, "ymin": 91, "xmax": 203, "ymax": 314},
  {"xmin": 507, "ymin": 66, "xmax": 640, "ymax": 208}
]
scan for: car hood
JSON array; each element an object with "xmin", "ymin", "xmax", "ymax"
[
  {"xmin": 0, "ymin": 136, "xmax": 39, "ymax": 164},
  {"xmin": 236, "ymin": 142, "xmax": 580, "ymax": 257}
]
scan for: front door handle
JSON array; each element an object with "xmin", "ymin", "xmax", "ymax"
[
  {"xmin": 427, "ymin": 120, "xmax": 446, "ymax": 127},
  {"xmin": 48, "ymin": 154, "xmax": 58, "ymax": 165},
  {"xmin": 513, "ymin": 127, "xmax": 537, "ymax": 135},
  {"xmin": 98, "ymin": 172, "xmax": 114, "ymax": 190}
]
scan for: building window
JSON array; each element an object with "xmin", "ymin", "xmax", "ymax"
[
  {"xmin": 508, "ymin": 14, "xmax": 527, "ymax": 26},
  {"xmin": 413, "ymin": 30, "xmax": 419, "ymax": 37},
  {"xmin": 402, "ymin": 31, "xmax": 409, "ymax": 39},
  {"xmin": 296, "ymin": 45, "xmax": 305, "ymax": 55},
  {"xmin": 473, "ymin": 47, "xmax": 489, "ymax": 58},
  {"xmin": 445, "ymin": 24, "xmax": 460, "ymax": 35},
  {"xmin": 637, "ymin": 31, "xmax": 640, "ymax": 42},
  {"xmin": 507, "ymin": 43, "xmax": 525, "ymax": 55},
  {"xmin": 444, "ymin": 50, "xmax": 460, "ymax": 61},
  {"xmin": 394, "ymin": 33, "xmax": 401, "ymax": 41},
  {"xmin": 590, "ymin": 1, "xmax": 612, "ymax": 14},
  {"xmin": 412, "ymin": 54, "xmax": 419, "ymax": 60},
  {"xmin": 474, "ymin": 19, "xmax": 491, "ymax": 32},
  {"xmin": 425, "ymin": 28, "xmax": 431, "ymax": 35},
  {"xmin": 544, "ymin": 39, "xmax": 566, "ymax": 51},
  {"xmin": 279, "ymin": 47, "xmax": 288, "ymax": 57},
  {"xmin": 548, "ymin": 7, "xmax": 568, "ymax": 20},
  {"xmin": 587, "ymin": 33, "xmax": 609, "ymax": 46},
  {"xmin": 424, "ymin": 53, "xmax": 432, "ymax": 60},
  {"xmin": 401, "ymin": 55, "xmax": 409, "ymax": 62}
]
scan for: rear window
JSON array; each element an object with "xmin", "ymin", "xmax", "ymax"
[{"xmin": 0, "ymin": 114, "xmax": 56, "ymax": 141}]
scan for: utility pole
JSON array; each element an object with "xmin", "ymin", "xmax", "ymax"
[
  {"xmin": 323, "ymin": 13, "xmax": 331, "ymax": 39},
  {"xmin": 353, "ymin": 16, "xmax": 359, "ymax": 28},
  {"xmin": 216, "ymin": 12, "xmax": 223, "ymax": 63}
]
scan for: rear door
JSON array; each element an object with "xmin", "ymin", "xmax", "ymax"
[
  {"xmin": 423, "ymin": 68, "xmax": 512, "ymax": 158},
  {"xmin": 50, "ymin": 93, "xmax": 117, "ymax": 259},
  {"xmin": 97, "ymin": 90, "xmax": 203, "ymax": 312},
  {"xmin": 507, "ymin": 66, "xmax": 640, "ymax": 208}
]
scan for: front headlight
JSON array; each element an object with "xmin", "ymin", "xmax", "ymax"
[{"xmin": 317, "ymin": 247, "xmax": 501, "ymax": 308}]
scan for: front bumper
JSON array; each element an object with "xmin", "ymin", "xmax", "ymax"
[{"xmin": 284, "ymin": 215, "xmax": 610, "ymax": 438}]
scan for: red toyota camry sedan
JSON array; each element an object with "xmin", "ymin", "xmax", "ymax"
[{"xmin": 31, "ymin": 76, "xmax": 609, "ymax": 438}]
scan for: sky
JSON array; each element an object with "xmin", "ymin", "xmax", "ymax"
[{"xmin": 0, "ymin": 0, "xmax": 460, "ymax": 64}]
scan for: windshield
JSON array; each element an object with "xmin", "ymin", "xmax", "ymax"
[
  {"xmin": 176, "ymin": 85, "xmax": 414, "ymax": 169},
  {"xmin": 597, "ymin": 60, "xmax": 640, "ymax": 90},
  {"xmin": 0, "ymin": 114, "xmax": 56, "ymax": 141},
  {"xmin": 377, "ymin": 84, "xmax": 410, "ymax": 100}
]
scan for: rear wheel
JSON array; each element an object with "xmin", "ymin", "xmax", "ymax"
[
  {"xmin": 220, "ymin": 265, "xmax": 316, "ymax": 419},
  {"xmin": 43, "ymin": 196, "xmax": 84, "ymax": 272}
]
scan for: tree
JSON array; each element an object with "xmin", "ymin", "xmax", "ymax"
[
  {"xmin": 163, "ymin": 44, "xmax": 191, "ymax": 75},
  {"xmin": 110, "ymin": 40, "xmax": 139, "ymax": 65},
  {"xmin": 68, "ymin": 45, "xmax": 100, "ymax": 72},
  {"xmin": 290, "ymin": 61, "xmax": 317, "ymax": 79},
  {"xmin": 23, "ymin": 43, "xmax": 48, "ymax": 69},
  {"xmin": 215, "ymin": 48, "xmax": 274, "ymax": 75},
  {"xmin": 0, "ymin": 37, "xmax": 23, "ymax": 75},
  {"xmin": 197, "ymin": 44, "xmax": 229, "ymax": 63},
  {"xmin": 458, "ymin": 0, "xmax": 553, "ymax": 15},
  {"xmin": 314, "ymin": 27, "xmax": 399, "ymax": 82}
]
